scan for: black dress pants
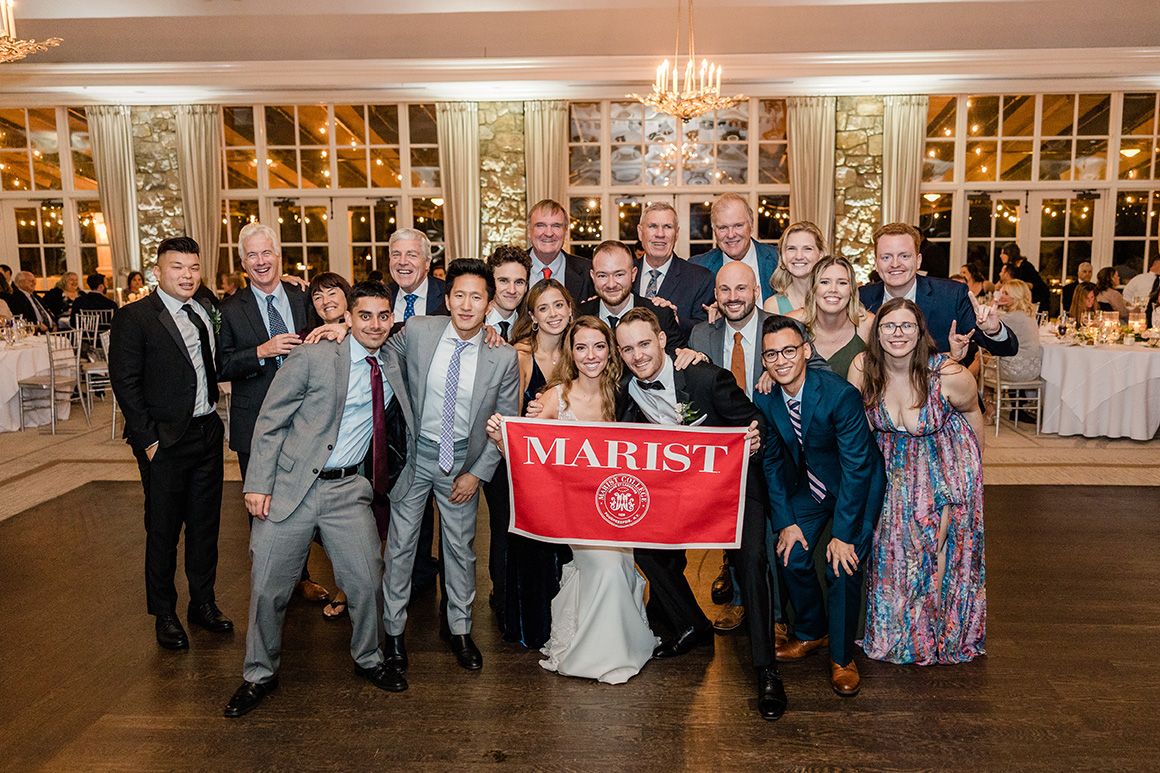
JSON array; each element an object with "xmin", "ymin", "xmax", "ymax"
[
  {"xmin": 728, "ymin": 490, "xmax": 775, "ymax": 667},
  {"xmin": 134, "ymin": 414, "xmax": 224, "ymax": 616}
]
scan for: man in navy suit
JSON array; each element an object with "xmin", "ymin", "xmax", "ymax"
[
  {"xmin": 386, "ymin": 228, "xmax": 448, "ymax": 325},
  {"xmin": 526, "ymin": 198, "xmax": 594, "ymax": 303},
  {"xmin": 691, "ymin": 193, "xmax": 780, "ymax": 303},
  {"xmin": 755, "ymin": 316, "xmax": 885, "ymax": 698},
  {"xmin": 633, "ymin": 201, "xmax": 714, "ymax": 338},
  {"xmin": 858, "ymin": 222, "xmax": 1017, "ymax": 360}
]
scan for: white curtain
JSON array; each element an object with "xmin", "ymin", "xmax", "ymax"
[
  {"xmin": 882, "ymin": 95, "xmax": 929, "ymax": 226},
  {"xmin": 436, "ymin": 102, "xmax": 481, "ymax": 261},
  {"xmin": 786, "ymin": 96, "xmax": 836, "ymax": 248},
  {"xmin": 523, "ymin": 100, "xmax": 569, "ymax": 210},
  {"xmin": 175, "ymin": 105, "xmax": 223, "ymax": 286},
  {"xmin": 86, "ymin": 105, "xmax": 141, "ymax": 286}
]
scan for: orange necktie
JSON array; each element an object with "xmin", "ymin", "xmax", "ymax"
[{"xmin": 730, "ymin": 331, "xmax": 747, "ymax": 391}]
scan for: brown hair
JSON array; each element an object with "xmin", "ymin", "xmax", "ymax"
[
  {"xmin": 1069, "ymin": 281, "xmax": 1097, "ymax": 319},
  {"xmin": 859, "ymin": 297, "xmax": 937, "ymax": 410},
  {"xmin": 771, "ymin": 221, "xmax": 827, "ymax": 294},
  {"xmin": 510, "ymin": 278, "xmax": 574, "ymax": 343},
  {"xmin": 527, "ymin": 198, "xmax": 567, "ymax": 221},
  {"xmin": 709, "ymin": 193, "xmax": 753, "ymax": 225},
  {"xmin": 546, "ymin": 316, "xmax": 622, "ymax": 422},
  {"xmin": 801, "ymin": 255, "xmax": 865, "ymax": 329},
  {"xmin": 872, "ymin": 222, "xmax": 922, "ymax": 255},
  {"xmin": 617, "ymin": 305, "xmax": 663, "ymax": 335}
]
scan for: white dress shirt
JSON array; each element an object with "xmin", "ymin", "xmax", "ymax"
[
  {"xmin": 250, "ymin": 282, "xmax": 294, "ymax": 337},
  {"xmin": 529, "ymin": 250, "xmax": 565, "ymax": 284},
  {"xmin": 419, "ymin": 321, "xmax": 483, "ymax": 443},
  {"xmin": 324, "ymin": 337, "xmax": 396, "ymax": 469},
  {"xmin": 486, "ymin": 306, "xmax": 518, "ymax": 341},
  {"xmin": 724, "ymin": 310, "xmax": 759, "ymax": 397},
  {"xmin": 393, "ymin": 276, "xmax": 430, "ymax": 325},
  {"xmin": 1123, "ymin": 270, "xmax": 1160, "ymax": 304},
  {"xmin": 638, "ymin": 256, "xmax": 673, "ymax": 297},
  {"xmin": 155, "ymin": 287, "xmax": 216, "ymax": 416},
  {"xmin": 626, "ymin": 356, "xmax": 680, "ymax": 425},
  {"xmin": 736, "ymin": 240, "xmax": 761, "ymax": 285}
]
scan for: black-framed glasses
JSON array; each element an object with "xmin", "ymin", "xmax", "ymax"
[
  {"xmin": 878, "ymin": 321, "xmax": 918, "ymax": 334},
  {"xmin": 762, "ymin": 343, "xmax": 805, "ymax": 363}
]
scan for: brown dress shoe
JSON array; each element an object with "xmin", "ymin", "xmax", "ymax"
[
  {"xmin": 774, "ymin": 622, "xmax": 789, "ymax": 650},
  {"xmin": 831, "ymin": 660, "xmax": 861, "ymax": 697},
  {"xmin": 296, "ymin": 579, "xmax": 330, "ymax": 604},
  {"xmin": 776, "ymin": 635, "xmax": 829, "ymax": 661},
  {"xmin": 712, "ymin": 604, "xmax": 746, "ymax": 633}
]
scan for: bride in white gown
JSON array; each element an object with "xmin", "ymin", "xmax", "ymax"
[{"xmin": 487, "ymin": 316, "xmax": 658, "ymax": 684}]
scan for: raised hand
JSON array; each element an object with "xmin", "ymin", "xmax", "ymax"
[
  {"xmin": 969, "ymin": 291, "xmax": 1002, "ymax": 335},
  {"xmin": 947, "ymin": 319, "xmax": 972, "ymax": 361}
]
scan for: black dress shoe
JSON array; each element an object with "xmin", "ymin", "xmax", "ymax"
[
  {"xmin": 155, "ymin": 615, "xmax": 189, "ymax": 650},
  {"xmin": 756, "ymin": 666, "xmax": 788, "ymax": 721},
  {"xmin": 188, "ymin": 602, "xmax": 234, "ymax": 633},
  {"xmin": 710, "ymin": 560, "xmax": 734, "ymax": 605},
  {"xmin": 384, "ymin": 633, "xmax": 408, "ymax": 672},
  {"xmin": 223, "ymin": 678, "xmax": 278, "ymax": 718},
  {"xmin": 449, "ymin": 634, "xmax": 483, "ymax": 671},
  {"xmin": 652, "ymin": 626, "xmax": 714, "ymax": 659},
  {"xmin": 355, "ymin": 663, "xmax": 408, "ymax": 693}
]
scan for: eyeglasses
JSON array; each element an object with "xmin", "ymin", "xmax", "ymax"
[
  {"xmin": 878, "ymin": 321, "xmax": 918, "ymax": 334},
  {"xmin": 761, "ymin": 343, "xmax": 805, "ymax": 362}
]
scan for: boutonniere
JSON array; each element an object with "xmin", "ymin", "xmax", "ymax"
[
  {"xmin": 205, "ymin": 304, "xmax": 222, "ymax": 335},
  {"xmin": 676, "ymin": 401, "xmax": 705, "ymax": 426}
]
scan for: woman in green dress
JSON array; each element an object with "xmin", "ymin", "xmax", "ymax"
[{"xmin": 790, "ymin": 256, "xmax": 874, "ymax": 379}]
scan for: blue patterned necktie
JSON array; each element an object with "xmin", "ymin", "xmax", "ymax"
[
  {"xmin": 645, "ymin": 269, "xmax": 661, "ymax": 298},
  {"xmin": 786, "ymin": 397, "xmax": 827, "ymax": 503},
  {"xmin": 403, "ymin": 294, "xmax": 418, "ymax": 321},
  {"xmin": 265, "ymin": 294, "xmax": 289, "ymax": 367},
  {"xmin": 438, "ymin": 339, "xmax": 472, "ymax": 473}
]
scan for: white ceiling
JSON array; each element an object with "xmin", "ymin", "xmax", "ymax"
[{"xmin": 4, "ymin": 0, "xmax": 1160, "ymax": 102}]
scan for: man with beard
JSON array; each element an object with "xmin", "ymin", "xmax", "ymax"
[{"xmin": 577, "ymin": 240, "xmax": 685, "ymax": 351}]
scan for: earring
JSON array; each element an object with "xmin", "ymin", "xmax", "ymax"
[{"xmin": 532, "ymin": 321, "xmax": 539, "ymax": 332}]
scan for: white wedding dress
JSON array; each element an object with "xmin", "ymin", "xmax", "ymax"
[{"xmin": 538, "ymin": 387, "xmax": 659, "ymax": 684}]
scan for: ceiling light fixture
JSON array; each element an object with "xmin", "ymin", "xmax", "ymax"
[
  {"xmin": 629, "ymin": 0, "xmax": 742, "ymax": 121},
  {"xmin": 0, "ymin": 1, "xmax": 62, "ymax": 63}
]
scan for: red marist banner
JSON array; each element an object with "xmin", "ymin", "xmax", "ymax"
[{"xmin": 502, "ymin": 418, "xmax": 750, "ymax": 549}]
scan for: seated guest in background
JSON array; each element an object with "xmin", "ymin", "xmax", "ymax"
[
  {"xmin": 43, "ymin": 271, "xmax": 81, "ymax": 325},
  {"xmin": 125, "ymin": 271, "xmax": 147, "ymax": 302},
  {"xmin": 503, "ymin": 279, "xmax": 574, "ymax": 649},
  {"xmin": 992, "ymin": 279, "xmax": 1042, "ymax": 384},
  {"xmin": 1060, "ymin": 261, "xmax": 1092, "ymax": 312},
  {"xmin": 634, "ymin": 201, "xmax": 714, "ymax": 337},
  {"xmin": 958, "ymin": 263, "xmax": 991, "ymax": 303},
  {"xmin": 859, "ymin": 223, "xmax": 1018, "ymax": 363},
  {"xmin": 431, "ymin": 262, "xmax": 447, "ymax": 282},
  {"xmin": 578, "ymin": 239, "xmax": 685, "ymax": 350},
  {"xmin": 367, "ymin": 269, "xmax": 385, "ymax": 284},
  {"xmin": 1002, "ymin": 243, "xmax": 1050, "ymax": 311},
  {"xmin": 848, "ymin": 299, "xmax": 986, "ymax": 666},
  {"xmin": 109, "ymin": 236, "xmax": 231, "ymax": 652},
  {"xmin": 225, "ymin": 282, "xmax": 407, "ymax": 717},
  {"xmin": 1113, "ymin": 262, "xmax": 1139, "ymax": 285},
  {"xmin": 387, "ymin": 228, "xmax": 447, "ymax": 324},
  {"xmin": 0, "ymin": 271, "xmax": 14, "ymax": 320},
  {"xmin": 220, "ymin": 271, "xmax": 247, "ymax": 299},
  {"xmin": 1123, "ymin": 257, "xmax": 1160, "ymax": 306},
  {"xmin": 0, "ymin": 263, "xmax": 12, "ymax": 284},
  {"xmin": 1095, "ymin": 267, "xmax": 1128, "ymax": 321},
  {"xmin": 8, "ymin": 271, "xmax": 55, "ymax": 331},
  {"xmin": 790, "ymin": 257, "xmax": 874, "ymax": 381},
  {"xmin": 526, "ymin": 198, "xmax": 593, "ymax": 302},
  {"xmin": 69, "ymin": 273, "xmax": 118, "ymax": 329},
  {"xmin": 691, "ymin": 193, "xmax": 780, "ymax": 303},
  {"xmin": 1068, "ymin": 281, "xmax": 1098, "ymax": 322},
  {"xmin": 756, "ymin": 316, "xmax": 885, "ymax": 698},
  {"xmin": 764, "ymin": 222, "xmax": 827, "ymax": 314}
]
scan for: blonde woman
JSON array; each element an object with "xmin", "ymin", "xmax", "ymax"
[
  {"xmin": 790, "ymin": 256, "xmax": 875, "ymax": 380},
  {"xmin": 763, "ymin": 221, "xmax": 827, "ymax": 314},
  {"xmin": 992, "ymin": 279, "xmax": 1042, "ymax": 384}
]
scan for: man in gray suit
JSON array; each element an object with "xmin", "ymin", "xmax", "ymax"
[
  {"xmin": 380, "ymin": 259, "xmax": 519, "ymax": 676},
  {"xmin": 224, "ymin": 282, "xmax": 408, "ymax": 718}
]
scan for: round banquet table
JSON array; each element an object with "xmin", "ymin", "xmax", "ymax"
[
  {"xmin": 1039, "ymin": 336, "xmax": 1160, "ymax": 441},
  {"xmin": 0, "ymin": 337, "xmax": 74, "ymax": 432}
]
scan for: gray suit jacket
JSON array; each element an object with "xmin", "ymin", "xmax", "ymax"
[
  {"xmin": 689, "ymin": 309, "xmax": 830, "ymax": 391},
  {"xmin": 244, "ymin": 338, "xmax": 408, "ymax": 521},
  {"xmin": 381, "ymin": 316, "xmax": 519, "ymax": 498}
]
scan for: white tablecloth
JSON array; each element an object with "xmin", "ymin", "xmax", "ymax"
[
  {"xmin": 1039, "ymin": 337, "xmax": 1160, "ymax": 441},
  {"xmin": 0, "ymin": 337, "xmax": 74, "ymax": 432}
]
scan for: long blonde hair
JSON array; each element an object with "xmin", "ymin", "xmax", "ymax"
[
  {"xmin": 999, "ymin": 278, "xmax": 1036, "ymax": 315},
  {"xmin": 771, "ymin": 221, "xmax": 827, "ymax": 294},
  {"xmin": 801, "ymin": 256, "xmax": 866, "ymax": 329},
  {"xmin": 546, "ymin": 316, "xmax": 621, "ymax": 422}
]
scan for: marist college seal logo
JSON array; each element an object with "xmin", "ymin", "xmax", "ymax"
[{"xmin": 594, "ymin": 473, "xmax": 651, "ymax": 528}]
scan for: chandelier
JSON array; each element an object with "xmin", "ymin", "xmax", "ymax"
[
  {"xmin": 1, "ymin": 1, "xmax": 62, "ymax": 64},
  {"xmin": 629, "ymin": 0, "xmax": 743, "ymax": 121}
]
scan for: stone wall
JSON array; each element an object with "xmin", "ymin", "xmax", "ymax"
[
  {"xmin": 131, "ymin": 106, "xmax": 184, "ymax": 266},
  {"xmin": 478, "ymin": 101, "xmax": 527, "ymax": 256},
  {"xmin": 832, "ymin": 96, "xmax": 884, "ymax": 274}
]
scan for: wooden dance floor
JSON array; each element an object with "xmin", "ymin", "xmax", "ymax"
[{"xmin": 0, "ymin": 482, "xmax": 1155, "ymax": 770}]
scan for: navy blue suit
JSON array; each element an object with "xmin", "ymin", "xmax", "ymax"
[
  {"xmin": 859, "ymin": 275, "xmax": 1019, "ymax": 357},
  {"xmin": 635, "ymin": 256, "xmax": 714, "ymax": 339},
  {"xmin": 756, "ymin": 368, "xmax": 885, "ymax": 665},
  {"xmin": 691, "ymin": 240, "xmax": 780, "ymax": 302},
  {"xmin": 387, "ymin": 276, "xmax": 448, "ymax": 317}
]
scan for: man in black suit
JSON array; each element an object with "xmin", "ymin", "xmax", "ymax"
[
  {"xmin": 69, "ymin": 272, "xmax": 118, "ymax": 328},
  {"xmin": 218, "ymin": 222, "xmax": 329, "ymax": 602},
  {"xmin": 386, "ymin": 228, "xmax": 447, "ymax": 324},
  {"xmin": 527, "ymin": 198, "xmax": 593, "ymax": 303},
  {"xmin": 8, "ymin": 271, "xmax": 55, "ymax": 332},
  {"xmin": 634, "ymin": 201, "xmax": 714, "ymax": 338},
  {"xmin": 577, "ymin": 239, "xmax": 686, "ymax": 351},
  {"xmin": 109, "ymin": 236, "xmax": 232, "ymax": 651},
  {"xmin": 614, "ymin": 306, "xmax": 787, "ymax": 721}
]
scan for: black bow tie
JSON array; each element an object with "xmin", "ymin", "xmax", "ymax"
[{"xmin": 636, "ymin": 379, "xmax": 665, "ymax": 391}]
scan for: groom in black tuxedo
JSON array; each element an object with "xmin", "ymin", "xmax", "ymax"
[{"xmin": 614, "ymin": 306, "xmax": 787, "ymax": 721}]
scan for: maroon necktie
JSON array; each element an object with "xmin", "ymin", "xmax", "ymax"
[{"xmin": 366, "ymin": 355, "xmax": 391, "ymax": 540}]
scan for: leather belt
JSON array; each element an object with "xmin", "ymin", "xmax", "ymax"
[{"xmin": 317, "ymin": 464, "xmax": 360, "ymax": 480}]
